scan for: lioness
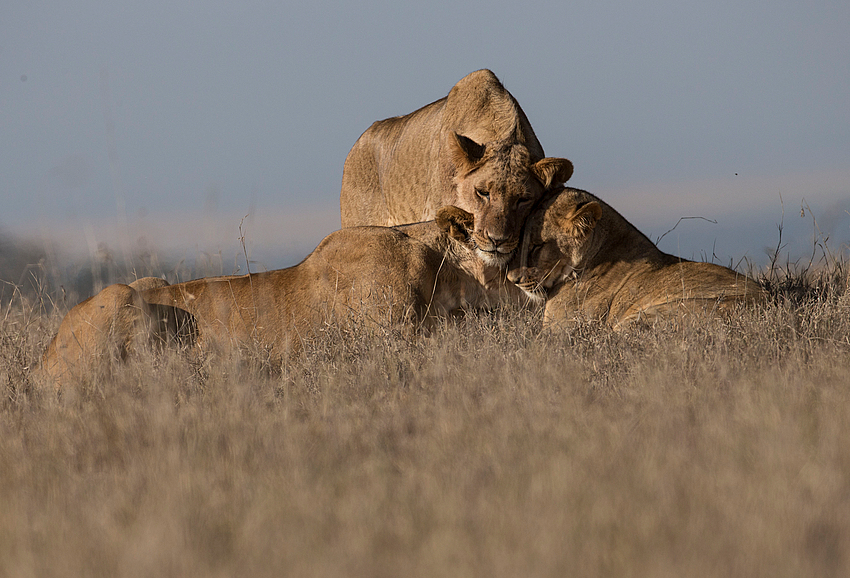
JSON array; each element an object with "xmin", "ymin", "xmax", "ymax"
[
  {"xmin": 340, "ymin": 69, "xmax": 574, "ymax": 268},
  {"xmin": 42, "ymin": 207, "xmax": 525, "ymax": 387},
  {"xmin": 507, "ymin": 187, "xmax": 768, "ymax": 328}
]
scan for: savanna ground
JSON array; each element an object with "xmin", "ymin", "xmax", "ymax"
[{"xmin": 1, "ymin": 248, "xmax": 850, "ymax": 578}]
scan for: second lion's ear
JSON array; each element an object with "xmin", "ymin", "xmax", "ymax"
[
  {"xmin": 436, "ymin": 205, "xmax": 475, "ymax": 242},
  {"xmin": 566, "ymin": 201, "xmax": 602, "ymax": 239},
  {"xmin": 449, "ymin": 133, "xmax": 485, "ymax": 172}
]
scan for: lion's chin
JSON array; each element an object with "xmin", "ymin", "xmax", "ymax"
[{"xmin": 475, "ymin": 248, "xmax": 514, "ymax": 269}]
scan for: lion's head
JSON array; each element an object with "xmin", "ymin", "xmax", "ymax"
[
  {"xmin": 506, "ymin": 187, "xmax": 603, "ymax": 302},
  {"xmin": 448, "ymin": 133, "xmax": 574, "ymax": 269}
]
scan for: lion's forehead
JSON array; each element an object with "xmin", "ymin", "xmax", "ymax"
[
  {"xmin": 483, "ymin": 140, "xmax": 533, "ymax": 160},
  {"xmin": 482, "ymin": 152, "xmax": 534, "ymax": 177},
  {"xmin": 466, "ymin": 165, "xmax": 538, "ymax": 196},
  {"xmin": 469, "ymin": 144, "xmax": 537, "ymax": 185}
]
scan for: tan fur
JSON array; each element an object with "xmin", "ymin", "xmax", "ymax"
[
  {"xmin": 507, "ymin": 187, "xmax": 768, "ymax": 328},
  {"xmin": 42, "ymin": 208, "xmax": 525, "ymax": 386},
  {"xmin": 340, "ymin": 69, "xmax": 574, "ymax": 268},
  {"xmin": 127, "ymin": 276, "xmax": 170, "ymax": 291},
  {"xmin": 40, "ymin": 279, "xmax": 193, "ymax": 390}
]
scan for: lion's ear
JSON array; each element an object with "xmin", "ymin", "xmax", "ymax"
[
  {"xmin": 555, "ymin": 201, "xmax": 601, "ymax": 240},
  {"xmin": 436, "ymin": 205, "xmax": 475, "ymax": 242},
  {"xmin": 449, "ymin": 133, "xmax": 485, "ymax": 172},
  {"xmin": 568, "ymin": 201, "xmax": 602, "ymax": 239},
  {"xmin": 532, "ymin": 157, "xmax": 574, "ymax": 188}
]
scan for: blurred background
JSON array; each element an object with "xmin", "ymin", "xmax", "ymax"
[{"xmin": 2, "ymin": 0, "xmax": 848, "ymax": 303}]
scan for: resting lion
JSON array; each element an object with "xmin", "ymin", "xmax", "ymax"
[
  {"xmin": 507, "ymin": 187, "xmax": 768, "ymax": 328},
  {"xmin": 340, "ymin": 69, "xmax": 574, "ymax": 268},
  {"xmin": 42, "ymin": 207, "xmax": 525, "ymax": 388}
]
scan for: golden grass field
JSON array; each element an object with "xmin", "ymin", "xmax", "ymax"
[{"xmin": 1, "ymin": 256, "xmax": 849, "ymax": 577}]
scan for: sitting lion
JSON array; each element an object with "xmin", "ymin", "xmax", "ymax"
[
  {"xmin": 340, "ymin": 69, "xmax": 574, "ymax": 268},
  {"xmin": 507, "ymin": 187, "xmax": 768, "ymax": 328},
  {"xmin": 42, "ymin": 207, "xmax": 525, "ymax": 388}
]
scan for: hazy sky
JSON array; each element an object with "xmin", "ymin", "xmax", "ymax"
[{"xmin": 2, "ymin": 0, "xmax": 849, "ymax": 271}]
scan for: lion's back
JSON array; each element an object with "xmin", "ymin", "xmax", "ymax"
[
  {"xmin": 308, "ymin": 226, "xmax": 437, "ymax": 295},
  {"xmin": 340, "ymin": 99, "xmax": 446, "ymax": 228},
  {"xmin": 612, "ymin": 260, "xmax": 768, "ymax": 324}
]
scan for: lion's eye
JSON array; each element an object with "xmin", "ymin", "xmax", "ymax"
[
  {"xmin": 516, "ymin": 198, "xmax": 533, "ymax": 209},
  {"xmin": 529, "ymin": 243, "xmax": 544, "ymax": 260},
  {"xmin": 475, "ymin": 188, "xmax": 490, "ymax": 201}
]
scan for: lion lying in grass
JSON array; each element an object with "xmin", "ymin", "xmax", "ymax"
[
  {"xmin": 507, "ymin": 187, "xmax": 768, "ymax": 328},
  {"xmin": 138, "ymin": 206, "xmax": 523, "ymax": 355},
  {"xmin": 42, "ymin": 207, "xmax": 525, "ymax": 388}
]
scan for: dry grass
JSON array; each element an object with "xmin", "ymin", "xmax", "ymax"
[{"xmin": 2, "ymin": 258, "xmax": 850, "ymax": 578}]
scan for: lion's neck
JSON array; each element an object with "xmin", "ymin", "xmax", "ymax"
[
  {"xmin": 394, "ymin": 220, "xmax": 449, "ymax": 252},
  {"xmin": 583, "ymin": 209, "xmax": 670, "ymax": 275},
  {"xmin": 568, "ymin": 211, "xmax": 675, "ymax": 311}
]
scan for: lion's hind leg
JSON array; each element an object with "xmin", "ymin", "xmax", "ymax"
[{"xmin": 40, "ymin": 283, "xmax": 171, "ymax": 390}]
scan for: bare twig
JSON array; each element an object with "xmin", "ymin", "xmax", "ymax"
[
  {"xmin": 238, "ymin": 215, "xmax": 252, "ymax": 276},
  {"xmin": 656, "ymin": 216, "xmax": 718, "ymax": 246},
  {"xmin": 768, "ymin": 193, "xmax": 786, "ymax": 285},
  {"xmin": 801, "ymin": 198, "xmax": 836, "ymax": 270},
  {"xmin": 237, "ymin": 215, "xmax": 260, "ymax": 339}
]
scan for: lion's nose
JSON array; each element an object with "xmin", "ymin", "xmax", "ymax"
[{"xmin": 486, "ymin": 233, "xmax": 509, "ymax": 248}]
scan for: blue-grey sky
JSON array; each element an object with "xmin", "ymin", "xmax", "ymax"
[{"xmin": 2, "ymin": 0, "xmax": 849, "ymax": 272}]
